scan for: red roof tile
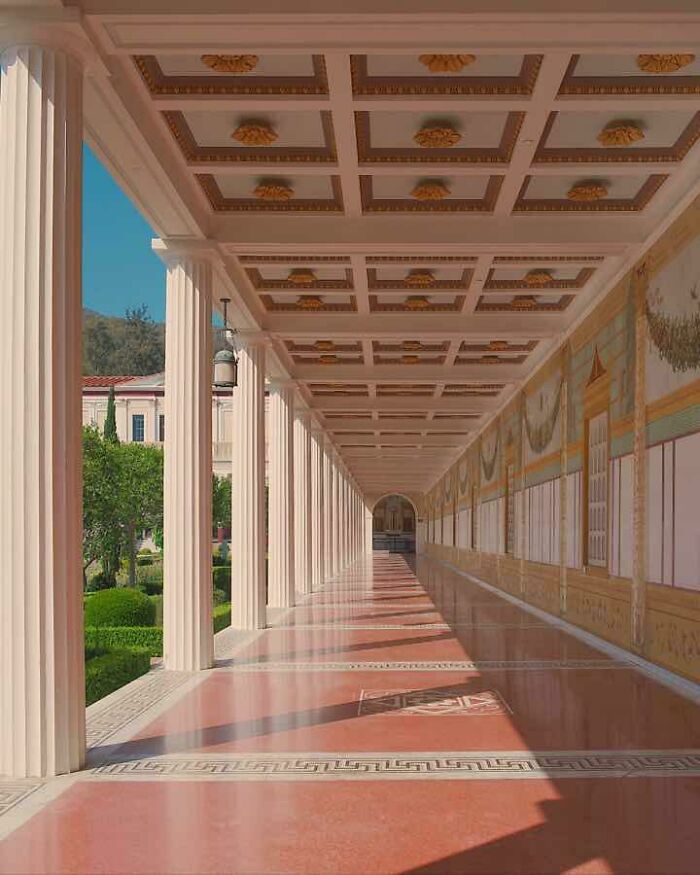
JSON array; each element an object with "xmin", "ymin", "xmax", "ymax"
[{"xmin": 82, "ymin": 375, "xmax": 137, "ymax": 388}]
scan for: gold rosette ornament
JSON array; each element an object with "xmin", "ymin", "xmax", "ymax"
[
  {"xmin": 405, "ymin": 295, "xmax": 431, "ymax": 310},
  {"xmin": 418, "ymin": 54, "xmax": 476, "ymax": 73},
  {"xmin": 413, "ymin": 125, "xmax": 461, "ymax": 149},
  {"xmin": 402, "ymin": 340, "xmax": 423, "ymax": 351},
  {"xmin": 201, "ymin": 54, "xmax": 259, "ymax": 73},
  {"xmin": 511, "ymin": 295, "xmax": 538, "ymax": 311},
  {"xmin": 411, "ymin": 181, "xmax": 451, "ymax": 201},
  {"xmin": 297, "ymin": 295, "xmax": 324, "ymax": 310},
  {"xmin": 253, "ymin": 182, "xmax": 294, "ymax": 201},
  {"xmin": 567, "ymin": 181, "xmax": 608, "ymax": 202},
  {"xmin": 489, "ymin": 340, "xmax": 509, "ymax": 351},
  {"xmin": 524, "ymin": 270, "xmax": 554, "ymax": 287},
  {"xmin": 597, "ymin": 121, "xmax": 645, "ymax": 148},
  {"xmin": 401, "ymin": 355, "xmax": 421, "ymax": 364},
  {"xmin": 287, "ymin": 269, "xmax": 317, "ymax": 285},
  {"xmin": 314, "ymin": 340, "xmax": 335, "ymax": 351},
  {"xmin": 232, "ymin": 122, "xmax": 278, "ymax": 146},
  {"xmin": 636, "ymin": 54, "xmax": 695, "ymax": 73},
  {"xmin": 319, "ymin": 355, "xmax": 338, "ymax": 364},
  {"xmin": 405, "ymin": 270, "xmax": 436, "ymax": 287}
]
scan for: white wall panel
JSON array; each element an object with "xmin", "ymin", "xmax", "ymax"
[
  {"xmin": 646, "ymin": 445, "xmax": 663, "ymax": 584},
  {"xmin": 674, "ymin": 432, "xmax": 700, "ymax": 590}
]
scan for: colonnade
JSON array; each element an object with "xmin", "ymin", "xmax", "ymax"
[{"xmin": 0, "ymin": 42, "xmax": 369, "ymax": 778}]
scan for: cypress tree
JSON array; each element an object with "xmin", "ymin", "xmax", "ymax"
[{"xmin": 104, "ymin": 385, "xmax": 119, "ymax": 443}]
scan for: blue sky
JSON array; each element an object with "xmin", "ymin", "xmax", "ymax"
[{"xmin": 82, "ymin": 145, "xmax": 166, "ymax": 322}]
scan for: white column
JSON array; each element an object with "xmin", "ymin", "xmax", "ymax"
[
  {"xmin": 0, "ymin": 45, "xmax": 85, "ymax": 777},
  {"xmin": 294, "ymin": 410, "xmax": 312, "ymax": 595},
  {"xmin": 267, "ymin": 382, "xmax": 295, "ymax": 608},
  {"xmin": 332, "ymin": 459, "xmax": 341, "ymax": 574},
  {"xmin": 162, "ymin": 253, "xmax": 213, "ymax": 671},
  {"xmin": 231, "ymin": 336, "xmax": 267, "ymax": 629},
  {"xmin": 310, "ymin": 429, "xmax": 325, "ymax": 590},
  {"xmin": 365, "ymin": 503, "xmax": 374, "ymax": 554},
  {"xmin": 323, "ymin": 440, "xmax": 334, "ymax": 580}
]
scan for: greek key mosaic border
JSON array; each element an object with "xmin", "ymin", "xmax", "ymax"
[
  {"xmin": 275, "ymin": 623, "xmax": 551, "ymax": 630},
  {"xmin": 0, "ymin": 782, "xmax": 43, "ymax": 818},
  {"xmin": 86, "ymin": 669, "xmax": 192, "ymax": 749},
  {"xmin": 228, "ymin": 659, "xmax": 631, "ymax": 672},
  {"xmin": 91, "ymin": 749, "xmax": 700, "ymax": 781}
]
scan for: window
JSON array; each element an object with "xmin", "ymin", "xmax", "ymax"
[
  {"xmin": 158, "ymin": 414, "xmax": 165, "ymax": 443},
  {"xmin": 505, "ymin": 464, "xmax": 515, "ymax": 555},
  {"xmin": 132, "ymin": 414, "xmax": 145, "ymax": 443},
  {"xmin": 587, "ymin": 410, "xmax": 608, "ymax": 567}
]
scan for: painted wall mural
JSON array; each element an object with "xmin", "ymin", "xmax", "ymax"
[
  {"xmin": 645, "ymin": 234, "xmax": 700, "ymax": 403},
  {"xmin": 524, "ymin": 372, "xmax": 562, "ymax": 462}
]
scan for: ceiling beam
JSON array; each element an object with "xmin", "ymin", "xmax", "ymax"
[{"xmin": 294, "ymin": 363, "xmax": 524, "ymax": 381}]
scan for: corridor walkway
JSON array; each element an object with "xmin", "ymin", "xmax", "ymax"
[{"xmin": 1, "ymin": 554, "xmax": 700, "ymax": 874}]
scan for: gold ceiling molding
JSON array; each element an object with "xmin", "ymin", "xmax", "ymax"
[
  {"xmin": 297, "ymin": 295, "xmax": 324, "ymax": 309},
  {"xmin": 481, "ymin": 355, "xmax": 501, "ymax": 363},
  {"xmin": 411, "ymin": 180, "xmax": 451, "ymax": 201},
  {"xmin": 597, "ymin": 121, "xmax": 645, "ymax": 147},
  {"xmin": 201, "ymin": 54, "xmax": 260, "ymax": 73},
  {"xmin": 567, "ymin": 181, "xmax": 608, "ymax": 202},
  {"xmin": 232, "ymin": 121, "xmax": 278, "ymax": 146},
  {"xmin": 405, "ymin": 295, "xmax": 431, "ymax": 310},
  {"xmin": 402, "ymin": 340, "xmax": 423, "ymax": 350},
  {"xmin": 253, "ymin": 182, "xmax": 294, "ymax": 201},
  {"xmin": 319, "ymin": 354, "xmax": 338, "ymax": 364},
  {"xmin": 418, "ymin": 54, "xmax": 476, "ymax": 73},
  {"xmin": 524, "ymin": 269, "xmax": 554, "ymax": 287},
  {"xmin": 405, "ymin": 270, "xmax": 436, "ymax": 287},
  {"xmin": 636, "ymin": 53, "xmax": 695, "ymax": 74},
  {"xmin": 413, "ymin": 125, "xmax": 462, "ymax": 148},
  {"xmin": 489, "ymin": 340, "xmax": 509, "ymax": 350},
  {"xmin": 288, "ymin": 269, "xmax": 317, "ymax": 284},
  {"xmin": 314, "ymin": 340, "xmax": 335, "ymax": 351},
  {"xmin": 401, "ymin": 355, "xmax": 421, "ymax": 364},
  {"xmin": 511, "ymin": 295, "xmax": 538, "ymax": 310}
]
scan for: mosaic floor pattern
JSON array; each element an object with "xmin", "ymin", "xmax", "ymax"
[{"xmin": 1, "ymin": 553, "xmax": 700, "ymax": 874}]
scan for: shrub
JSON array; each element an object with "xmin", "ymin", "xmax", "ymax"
[
  {"xmin": 85, "ymin": 648, "xmax": 151, "ymax": 706},
  {"xmin": 84, "ymin": 587, "xmax": 156, "ymax": 628},
  {"xmin": 213, "ymin": 603, "xmax": 231, "ymax": 633},
  {"xmin": 212, "ymin": 565, "xmax": 231, "ymax": 600},
  {"xmin": 85, "ymin": 571, "xmax": 115, "ymax": 593},
  {"xmin": 85, "ymin": 626, "xmax": 163, "ymax": 657},
  {"xmin": 136, "ymin": 563, "xmax": 163, "ymax": 595},
  {"xmin": 150, "ymin": 594, "xmax": 163, "ymax": 626},
  {"xmin": 138, "ymin": 547, "xmax": 153, "ymax": 555},
  {"xmin": 213, "ymin": 587, "xmax": 228, "ymax": 607},
  {"xmin": 136, "ymin": 555, "xmax": 154, "ymax": 567}
]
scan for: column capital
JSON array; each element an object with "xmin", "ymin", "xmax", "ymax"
[
  {"xmin": 0, "ymin": 11, "xmax": 103, "ymax": 72},
  {"xmin": 152, "ymin": 238, "xmax": 219, "ymax": 267},
  {"xmin": 236, "ymin": 330, "xmax": 272, "ymax": 350}
]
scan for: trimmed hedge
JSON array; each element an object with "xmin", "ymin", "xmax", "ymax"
[
  {"xmin": 212, "ymin": 565, "xmax": 231, "ymax": 600},
  {"xmin": 213, "ymin": 603, "xmax": 231, "ymax": 633},
  {"xmin": 84, "ymin": 587, "xmax": 156, "ymax": 628},
  {"xmin": 85, "ymin": 626, "xmax": 163, "ymax": 657},
  {"xmin": 85, "ymin": 648, "xmax": 151, "ymax": 705},
  {"xmin": 137, "ymin": 564, "xmax": 163, "ymax": 595}
]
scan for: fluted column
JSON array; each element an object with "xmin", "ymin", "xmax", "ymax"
[
  {"xmin": 162, "ymin": 252, "xmax": 213, "ymax": 671},
  {"xmin": 365, "ymin": 503, "xmax": 374, "ymax": 554},
  {"xmin": 323, "ymin": 441, "xmax": 334, "ymax": 579},
  {"xmin": 310, "ymin": 429, "xmax": 325, "ymax": 590},
  {"xmin": 332, "ymin": 458, "xmax": 341, "ymax": 575},
  {"xmin": 294, "ymin": 410, "xmax": 312, "ymax": 595},
  {"xmin": 231, "ymin": 336, "xmax": 267, "ymax": 629},
  {"xmin": 267, "ymin": 382, "xmax": 295, "ymax": 608},
  {"xmin": 0, "ymin": 45, "xmax": 84, "ymax": 778}
]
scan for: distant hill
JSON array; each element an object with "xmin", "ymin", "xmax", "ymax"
[
  {"xmin": 83, "ymin": 306, "xmax": 165, "ymax": 376},
  {"xmin": 82, "ymin": 306, "xmax": 228, "ymax": 376}
]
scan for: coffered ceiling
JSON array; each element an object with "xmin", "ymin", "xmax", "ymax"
[{"xmin": 73, "ymin": 2, "xmax": 700, "ymax": 497}]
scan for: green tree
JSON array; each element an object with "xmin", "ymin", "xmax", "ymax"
[
  {"xmin": 212, "ymin": 475, "xmax": 232, "ymax": 531},
  {"xmin": 83, "ymin": 315, "xmax": 116, "ymax": 375},
  {"xmin": 117, "ymin": 442, "xmax": 164, "ymax": 587},
  {"xmin": 104, "ymin": 385, "xmax": 119, "ymax": 443},
  {"xmin": 110, "ymin": 305, "xmax": 165, "ymax": 376},
  {"xmin": 82, "ymin": 427, "xmax": 123, "ymax": 586}
]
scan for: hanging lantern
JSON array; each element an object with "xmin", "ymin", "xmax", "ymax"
[{"xmin": 213, "ymin": 298, "xmax": 239, "ymax": 388}]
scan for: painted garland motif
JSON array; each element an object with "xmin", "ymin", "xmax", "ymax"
[
  {"xmin": 645, "ymin": 283, "xmax": 700, "ymax": 373},
  {"xmin": 524, "ymin": 380, "xmax": 563, "ymax": 454},
  {"xmin": 458, "ymin": 459, "xmax": 469, "ymax": 496},
  {"xmin": 480, "ymin": 432, "xmax": 500, "ymax": 482}
]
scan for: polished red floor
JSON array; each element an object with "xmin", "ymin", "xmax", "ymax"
[{"xmin": 1, "ymin": 553, "xmax": 699, "ymax": 874}]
